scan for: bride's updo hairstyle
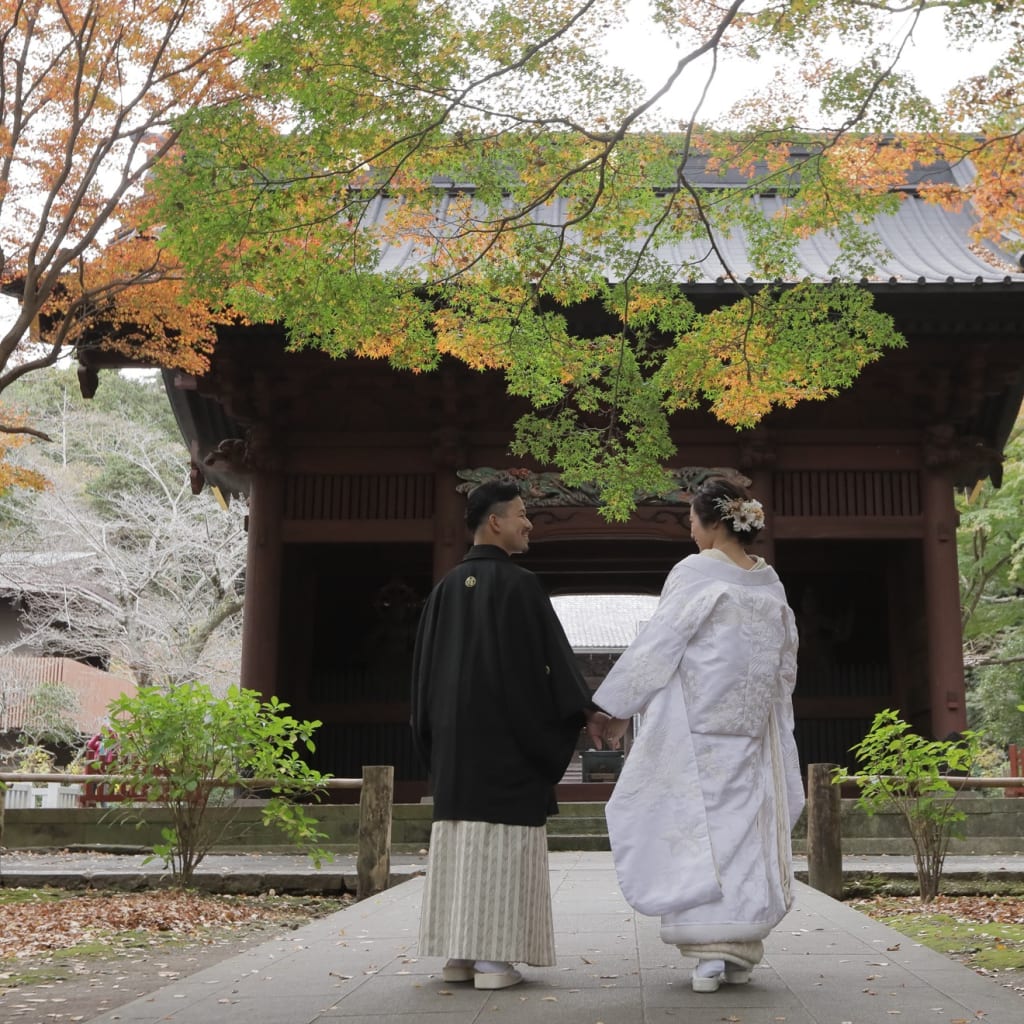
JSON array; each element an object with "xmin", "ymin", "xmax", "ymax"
[{"xmin": 690, "ymin": 477, "xmax": 766, "ymax": 544}]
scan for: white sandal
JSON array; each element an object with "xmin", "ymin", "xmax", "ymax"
[
  {"xmin": 441, "ymin": 958, "xmax": 474, "ymax": 983},
  {"xmin": 473, "ymin": 961, "xmax": 523, "ymax": 990},
  {"xmin": 692, "ymin": 958, "xmax": 725, "ymax": 992}
]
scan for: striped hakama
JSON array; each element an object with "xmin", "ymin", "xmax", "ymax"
[{"xmin": 418, "ymin": 819, "xmax": 556, "ymax": 966}]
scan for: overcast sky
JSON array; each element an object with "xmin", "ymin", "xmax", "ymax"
[{"xmin": 606, "ymin": 5, "xmax": 1008, "ymax": 124}]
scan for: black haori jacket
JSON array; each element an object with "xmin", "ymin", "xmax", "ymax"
[{"xmin": 410, "ymin": 545, "xmax": 592, "ymax": 826}]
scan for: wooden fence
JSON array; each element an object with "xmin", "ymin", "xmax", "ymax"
[
  {"xmin": 0, "ymin": 765, "xmax": 394, "ymax": 900},
  {"xmin": 804, "ymin": 763, "xmax": 1024, "ymax": 898}
]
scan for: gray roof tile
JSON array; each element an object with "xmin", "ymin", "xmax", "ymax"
[{"xmin": 551, "ymin": 593, "xmax": 659, "ymax": 651}]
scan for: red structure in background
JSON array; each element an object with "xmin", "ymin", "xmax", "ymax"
[
  {"xmin": 79, "ymin": 729, "xmax": 145, "ymax": 806},
  {"xmin": 1007, "ymin": 745, "xmax": 1024, "ymax": 798}
]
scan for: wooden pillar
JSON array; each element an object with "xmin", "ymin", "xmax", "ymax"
[
  {"xmin": 746, "ymin": 467, "xmax": 776, "ymax": 565},
  {"xmin": 921, "ymin": 468, "xmax": 967, "ymax": 738},
  {"xmin": 805, "ymin": 763, "xmax": 843, "ymax": 899},
  {"xmin": 433, "ymin": 468, "xmax": 465, "ymax": 581},
  {"xmin": 239, "ymin": 468, "xmax": 284, "ymax": 699},
  {"xmin": 432, "ymin": 423, "xmax": 467, "ymax": 582},
  {"xmin": 357, "ymin": 764, "xmax": 394, "ymax": 900}
]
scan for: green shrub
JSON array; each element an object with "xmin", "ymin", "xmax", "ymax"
[
  {"xmin": 104, "ymin": 683, "xmax": 330, "ymax": 886},
  {"xmin": 834, "ymin": 709, "xmax": 981, "ymax": 902}
]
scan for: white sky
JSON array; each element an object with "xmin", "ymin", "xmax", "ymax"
[{"xmin": 606, "ymin": 5, "xmax": 1008, "ymax": 124}]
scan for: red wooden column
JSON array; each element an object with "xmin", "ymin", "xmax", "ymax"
[
  {"xmin": 740, "ymin": 438, "xmax": 777, "ymax": 566},
  {"xmin": 746, "ymin": 469, "xmax": 776, "ymax": 566},
  {"xmin": 240, "ymin": 467, "xmax": 284, "ymax": 699},
  {"xmin": 921, "ymin": 467, "xmax": 967, "ymax": 738},
  {"xmin": 432, "ymin": 424, "xmax": 467, "ymax": 582},
  {"xmin": 433, "ymin": 474, "xmax": 465, "ymax": 581}
]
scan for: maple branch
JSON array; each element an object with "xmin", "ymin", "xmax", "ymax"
[
  {"xmin": 232, "ymin": 0, "xmax": 746, "ymax": 273},
  {"xmin": 0, "ymin": 332, "xmax": 66, "ymax": 394},
  {"xmin": 0, "ymin": 420, "xmax": 54, "ymax": 442}
]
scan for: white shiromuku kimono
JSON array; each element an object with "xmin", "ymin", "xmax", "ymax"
[{"xmin": 595, "ymin": 551, "xmax": 804, "ymax": 967}]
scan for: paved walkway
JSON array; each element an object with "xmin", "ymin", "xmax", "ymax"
[
  {"xmin": 4, "ymin": 851, "xmax": 1012, "ymax": 1024},
  {"xmin": 3, "ymin": 849, "xmax": 1021, "ymax": 892}
]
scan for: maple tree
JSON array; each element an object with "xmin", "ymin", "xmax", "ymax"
[
  {"xmin": 0, "ymin": 0, "xmax": 280, "ymax": 464},
  {"xmin": 147, "ymin": 0, "xmax": 1022, "ymax": 516}
]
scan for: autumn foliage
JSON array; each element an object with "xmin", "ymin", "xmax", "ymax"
[
  {"xmin": 3, "ymin": 2, "xmax": 1023, "ymax": 512},
  {"xmin": 0, "ymin": 0, "xmax": 280, "ymax": 459}
]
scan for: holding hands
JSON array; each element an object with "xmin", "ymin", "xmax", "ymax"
[{"xmin": 584, "ymin": 709, "xmax": 630, "ymax": 750}]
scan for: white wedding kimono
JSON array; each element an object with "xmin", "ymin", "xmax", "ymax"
[{"xmin": 594, "ymin": 551, "xmax": 804, "ymax": 958}]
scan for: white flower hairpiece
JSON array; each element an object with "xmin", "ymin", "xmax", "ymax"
[{"xmin": 714, "ymin": 496, "xmax": 765, "ymax": 532}]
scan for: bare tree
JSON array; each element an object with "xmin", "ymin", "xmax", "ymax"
[{"xmin": 0, "ymin": 418, "xmax": 247, "ymax": 691}]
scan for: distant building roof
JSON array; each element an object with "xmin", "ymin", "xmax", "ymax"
[
  {"xmin": 0, "ymin": 656, "xmax": 134, "ymax": 734},
  {"xmin": 0, "ymin": 551, "xmax": 116, "ymax": 611},
  {"xmin": 552, "ymin": 594, "xmax": 659, "ymax": 652}
]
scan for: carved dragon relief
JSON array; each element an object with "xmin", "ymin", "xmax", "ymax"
[{"xmin": 455, "ymin": 466, "xmax": 751, "ymax": 508}]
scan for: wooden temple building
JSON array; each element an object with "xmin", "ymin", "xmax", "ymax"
[{"xmin": 85, "ymin": 163, "xmax": 1024, "ymax": 802}]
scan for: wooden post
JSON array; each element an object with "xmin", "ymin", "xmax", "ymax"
[
  {"xmin": 806, "ymin": 763, "xmax": 843, "ymax": 899},
  {"xmin": 0, "ymin": 782, "xmax": 6, "ymax": 849},
  {"xmin": 239, "ymin": 468, "xmax": 284, "ymax": 700},
  {"xmin": 357, "ymin": 765, "xmax": 394, "ymax": 900},
  {"xmin": 921, "ymin": 468, "xmax": 968, "ymax": 739}
]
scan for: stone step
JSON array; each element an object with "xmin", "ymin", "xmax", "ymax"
[
  {"xmin": 552, "ymin": 801, "xmax": 610, "ymax": 818},
  {"xmin": 546, "ymin": 816, "xmax": 608, "ymax": 835},
  {"xmin": 548, "ymin": 833, "xmax": 611, "ymax": 852}
]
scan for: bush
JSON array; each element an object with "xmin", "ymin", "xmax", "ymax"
[
  {"xmin": 19, "ymin": 680, "xmax": 83, "ymax": 750},
  {"xmin": 104, "ymin": 683, "xmax": 331, "ymax": 885},
  {"xmin": 10, "ymin": 744, "xmax": 56, "ymax": 776},
  {"xmin": 834, "ymin": 709, "xmax": 981, "ymax": 902}
]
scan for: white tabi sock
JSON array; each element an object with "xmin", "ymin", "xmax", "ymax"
[{"xmin": 695, "ymin": 958, "xmax": 725, "ymax": 978}]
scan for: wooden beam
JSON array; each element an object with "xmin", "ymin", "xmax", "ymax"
[
  {"xmin": 281, "ymin": 520, "xmax": 434, "ymax": 543},
  {"xmin": 773, "ymin": 517, "xmax": 924, "ymax": 539}
]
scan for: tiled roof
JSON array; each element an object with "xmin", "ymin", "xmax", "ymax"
[
  {"xmin": 368, "ymin": 167, "xmax": 1024, "ymax": 288},
  {"xmin": 551, "ymin": 593, "xmax": 659, "ymax": 651}
]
